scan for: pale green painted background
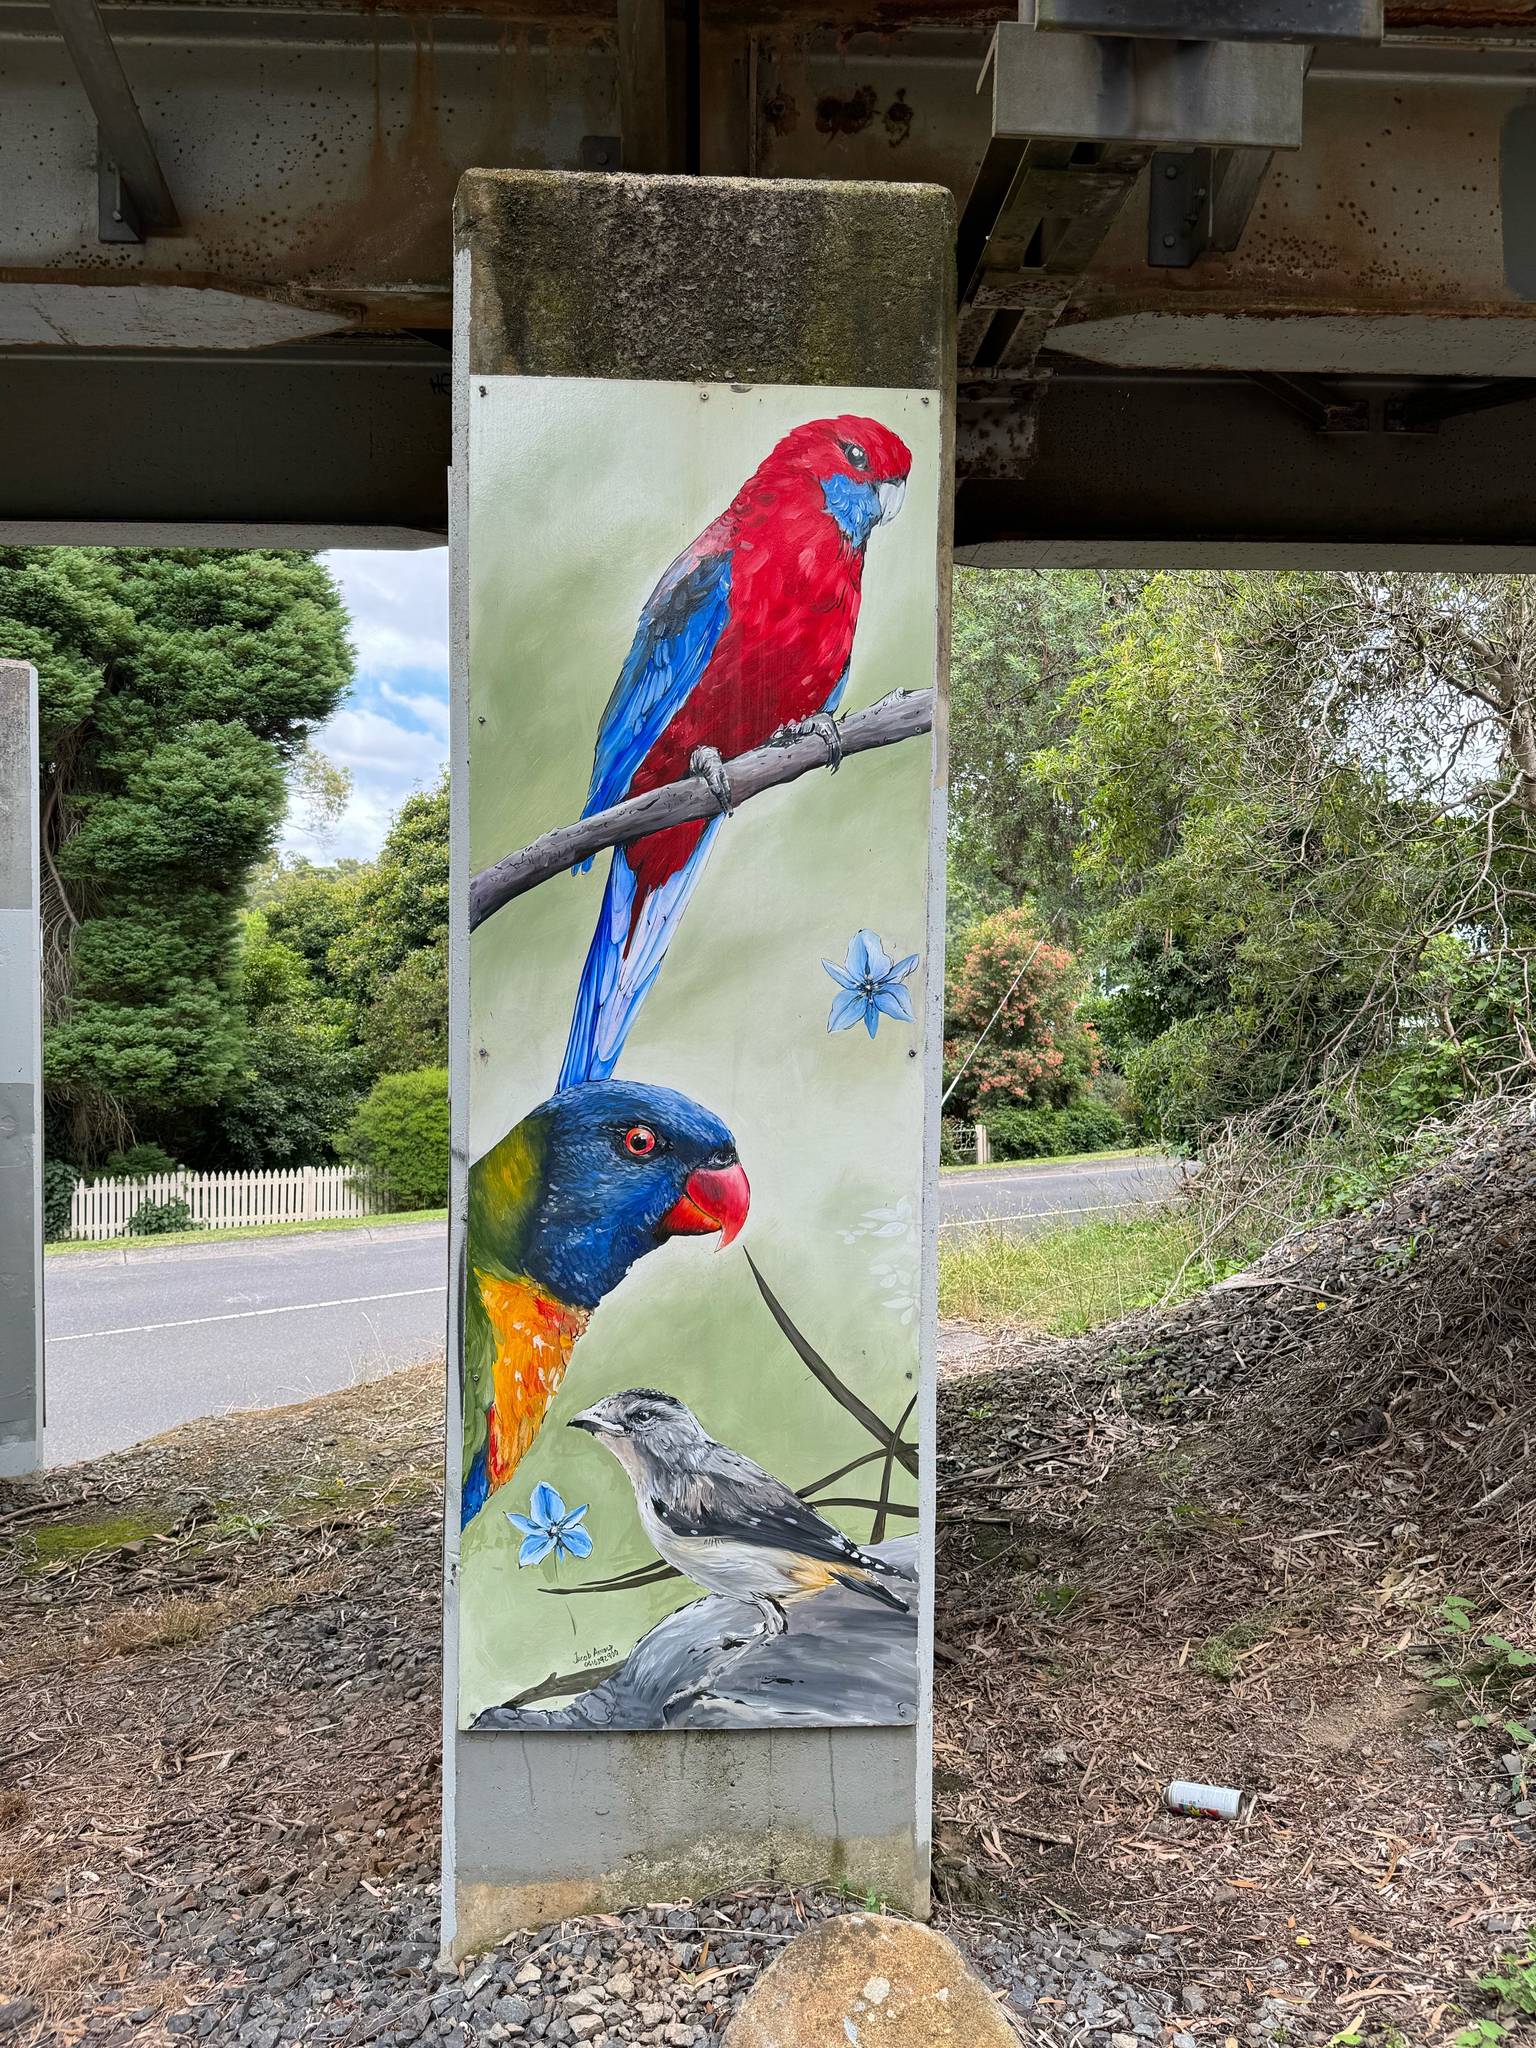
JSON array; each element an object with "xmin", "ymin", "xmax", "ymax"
[{"xmin": 459, "ymin": 378, "xmax": 941, "ymax": 1725}]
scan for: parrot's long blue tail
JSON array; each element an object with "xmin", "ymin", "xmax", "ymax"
[{"xmin": 558, "ymin": 825, "xmax": 721, "ymax": 1091}]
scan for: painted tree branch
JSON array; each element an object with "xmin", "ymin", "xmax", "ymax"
[
  {"xmin": 468, "ymin": 687, "xmax": 934, "ymax": 932},
  {"xmin": 477, "ymin": 1535, "xmax": 919, "ymax": 1725}
]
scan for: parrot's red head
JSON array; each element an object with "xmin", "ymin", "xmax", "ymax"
[{"xmin": 738, "ymin": 414, "xmax": 913, "ymax": 550}]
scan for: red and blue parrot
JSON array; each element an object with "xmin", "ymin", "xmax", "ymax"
[
  {"xmin": 558, "ymin": 414, "xmax": 913, "ymax": 1092},
  {"xmin": 461, "ymin": 1079, "xmax": 749, "ymax": 1527}
]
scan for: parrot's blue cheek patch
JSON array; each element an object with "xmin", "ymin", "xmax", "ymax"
[{"xmin": 820, "ymin": 473, "xmax": 881, "ymax": 546}]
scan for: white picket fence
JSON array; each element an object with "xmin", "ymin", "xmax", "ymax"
[{"xmin": 69, "ymin": 1165, "xmax": 384, "ymax": 1242}]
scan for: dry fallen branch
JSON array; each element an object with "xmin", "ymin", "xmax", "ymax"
[{"xmin": 468, "ymin": 687, "xmax": 934, "ymax": 930}]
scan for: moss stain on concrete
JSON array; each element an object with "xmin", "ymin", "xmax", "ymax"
[{"xmin": 457, "ymin": 171, "xmax": 955, "ymax": 390}]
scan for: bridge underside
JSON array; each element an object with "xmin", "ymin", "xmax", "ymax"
[{"xmin": 6, "ymin": 1, "xmax": 1536, "ymax": 560}]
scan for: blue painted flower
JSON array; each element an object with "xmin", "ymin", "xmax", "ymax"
[
  {"xmin": 506, "ymin": 1482, "xmax": 593, "ymax": 1568},
  {"xmin": 822, "ymin": 929, "xmax": 920, "ymax": 1039}
]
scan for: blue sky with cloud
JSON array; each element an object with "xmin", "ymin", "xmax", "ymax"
[{"xmin": 283, "ymin": 548, "xmax": 450, "ymax": 862}]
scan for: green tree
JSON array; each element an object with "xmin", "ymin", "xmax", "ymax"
[
  {"xmin": 234, "ymin": 909, "xmax": 313, "ymax": 1015},
  {"xmin": 947, "ymin": 567, "xmax": 1135, "ymax": 932},
  {"xmin": 1042, "ymin": 571, "xmax": 1536, "ymax": 1141},
  {"xmin": 236, "ymin": 778, "xmax": 450, "ymax": 1158},
  {"xmin": 1, "ymin": 548, "xmax": 352, "ymax": 1164},
  {"xmin": 359, "ymin": 936, "xmax": 450, "ymax": 1074},
  {"xmin": 211, "ymin": 909, "xmax": 371, "ymax": 1167},
  {"xmin": 344, "ymin": 1067, "xmax": 450, "ymax": 1210},
  {"xmin": 248, "ymin": 854, "xmax": 367, "ymax": 982},
  {"xmin": 943, "ymin": 905, "xmax": 1099, "ymax": 1119},
  {"xmin": 215, "ymin": 1011, "xmax": 370, "ymax": 1168},
  {"xmin": 330, "ymin": 772, "xmax": 449, "ymax": 1069},
  {"xmin": 330, "ymin": 773, "xmax": 448, "ymax": 994}
]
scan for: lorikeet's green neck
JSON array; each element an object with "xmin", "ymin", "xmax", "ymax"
[
  {"xmin": 464, "ymin": 1122, "xmax": 598, "ymax": 1503},
  {"xmin": 468, "ymin": 1119, "xmax": 547, "ymax": 1294}
]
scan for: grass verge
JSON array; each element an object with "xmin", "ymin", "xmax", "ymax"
[
  {"xmin": 46, "ymin": 1208, "xmax": 447, "ymax": 1256},
  {"xmin": 938, "ymin": 1208, "xmax": 1224, "ymax": 1333}
]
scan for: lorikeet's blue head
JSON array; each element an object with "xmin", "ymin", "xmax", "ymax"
[{"xmin": 471, "ymin": 1079, "xmax": 749, "ymax": 1314}]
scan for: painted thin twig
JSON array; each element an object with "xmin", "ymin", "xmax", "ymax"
[
  {"xmin": 744, "ymin": 1251, "xmax": 920, "ymax": 1477},
  {"xmin": 870, "ymin": 1393, "xmax": 919, "ymax": 1543}
]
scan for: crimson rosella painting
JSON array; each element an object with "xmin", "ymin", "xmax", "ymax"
[
  {"xmin": 456, "ymin": 381, "xmax": 940, "ymax": 1731},
  {"xmin": 559, "ymin": 416, "xmax": 913, "ymax": 1091}
]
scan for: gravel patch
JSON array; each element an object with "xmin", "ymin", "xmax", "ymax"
[
  {"xmin": 105, "ymin": 1884, "xmax": 855, "ymax": 2048},
  {"xmin": 52, "ymin": 1879, "xmax": 1337, "ymax": 2048}
]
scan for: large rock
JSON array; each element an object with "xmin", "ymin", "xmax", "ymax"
[{"xmin": 721, "ymin": 1914, "xmax": 1017, "ymax": 2048}]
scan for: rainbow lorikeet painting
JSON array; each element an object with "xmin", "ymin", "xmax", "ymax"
[
  {"xmin": 460, "ymin": 1080, "xmax": 749, "ymax": 1528},
  {"xmin": 557, "ymin": 414, "xmax": 913, "ymax": 1092}
]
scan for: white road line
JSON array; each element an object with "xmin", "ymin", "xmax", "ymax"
[
  {"xmin": 939, "ymin": 1199, "xmax": 1130, "ymax": 1232},
  {"xmin": 47, "ymin": 1286, "xmax": 444, "ymax": 1344}
]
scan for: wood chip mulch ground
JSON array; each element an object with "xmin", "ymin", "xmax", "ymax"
[
  {"xmin": 4, "ymin": 1116, "xmax": 1536, "ymax": 2048},
  {"xmin": 935, "ymin": 1109, "xmax": 1536, "ymax": 2047}
]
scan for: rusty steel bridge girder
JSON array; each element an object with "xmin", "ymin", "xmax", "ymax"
[
  {"xmin": 5, "ymin": 0, "xmax": 1536, "ymax": 550},
  {"xmin": 0, "ymin": 9, "xmax": 1527, "ymax": 342}
]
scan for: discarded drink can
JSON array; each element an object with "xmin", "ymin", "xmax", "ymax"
[{"xmin": 1164, "ymin": 1779, "xmax": 1256, "ymax": 1823}]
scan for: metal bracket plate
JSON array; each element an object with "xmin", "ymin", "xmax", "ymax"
[
  {"xmin": 990, "ymin": 21, "xmax": 1305, "ymax": 152},
  {"xmin": 1148, "ymin": 149, "xmax": 1213, "ymax": 267},
  {"xmin": 1033, "ymin": 0, "xmax": 1383, "ymax": 41},
  {"xmin": 1147, "ymin": 145, "xmax": 1276, "ymax": 265},
  {"xmin": 97, "ymin": 148, "xmax": 143, "ymax": 243}
]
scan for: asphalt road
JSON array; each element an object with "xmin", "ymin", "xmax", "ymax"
[
  {"xmin": 938, "ymin": 1152, "xmax": 1184, "ymax": 1234},
  {"xmin": 43, "ymin": 1224, "xmax": 448, "ymax": 1466},
  {"xmin": 42, "ymin": 1155, "xmax": 1181, "ymax": 1465}
]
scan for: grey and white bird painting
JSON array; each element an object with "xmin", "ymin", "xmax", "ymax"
[
  {"xmin": 470, "ymin": 1388, "xmax": 919, "ymax": 1732},
  {"xmin": 572, "ymin": 1387, "xmax": 915, "ymax": 1626}
]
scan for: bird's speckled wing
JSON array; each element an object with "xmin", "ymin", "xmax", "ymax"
[{"xmin": 651, "ymin": 1453, "xmax": 895, "ymax": 1576}]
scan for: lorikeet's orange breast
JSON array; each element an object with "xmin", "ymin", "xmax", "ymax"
[{"xmin": 475, "ymin": 1274, "xmax": 589, "ymax": 1494}]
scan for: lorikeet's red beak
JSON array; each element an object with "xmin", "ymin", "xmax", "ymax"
[{"xmin": 662, "ymin": 1161, "xmax": 750, "ymax": 1248}]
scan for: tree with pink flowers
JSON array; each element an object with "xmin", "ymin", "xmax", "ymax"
[{"xmin": 942, "ymin": 904, "xmax": 1099, "ymax": 1118}]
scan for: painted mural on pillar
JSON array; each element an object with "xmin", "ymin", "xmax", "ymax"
[{"xmin": 458, "ymin": 379, "xmax": 940, "ymax": 1732}]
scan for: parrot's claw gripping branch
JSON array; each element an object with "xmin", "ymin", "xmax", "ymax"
[
  {"xmin": 468, "ymin": 687, "xmax": 934, "ymax": 934},
  {"xmin": 769, "ymin": 711, "xmax": 843, "ymax": 774},
  {"xmin": 688, "ymin": 744, "xmax": 734, "ymax": 817}
]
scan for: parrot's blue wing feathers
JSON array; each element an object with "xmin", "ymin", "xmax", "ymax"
[
  {"xmin": 579, "ymin": 549, "xmax": 733, "ymax": 836},
  {"xmin": 821, "ymin": 662, "xmax": 851, "ymax": 718},
  {"xmin": 561, "ymin": 546, "xmax": 733, "ymax": 1086}
]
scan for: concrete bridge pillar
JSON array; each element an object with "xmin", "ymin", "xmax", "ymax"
[
  {"xmin": 444, "ymin": 172, "xmax": 954, "ymax": 1955},
  {"xmin": 0, "ymin": 660, "xmax": 43, "ymax": 1476}
]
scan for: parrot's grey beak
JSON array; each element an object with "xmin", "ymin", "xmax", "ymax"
[{"xmin": 876, "ymin": 478, "xmax": 907, "ymax": 526}]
